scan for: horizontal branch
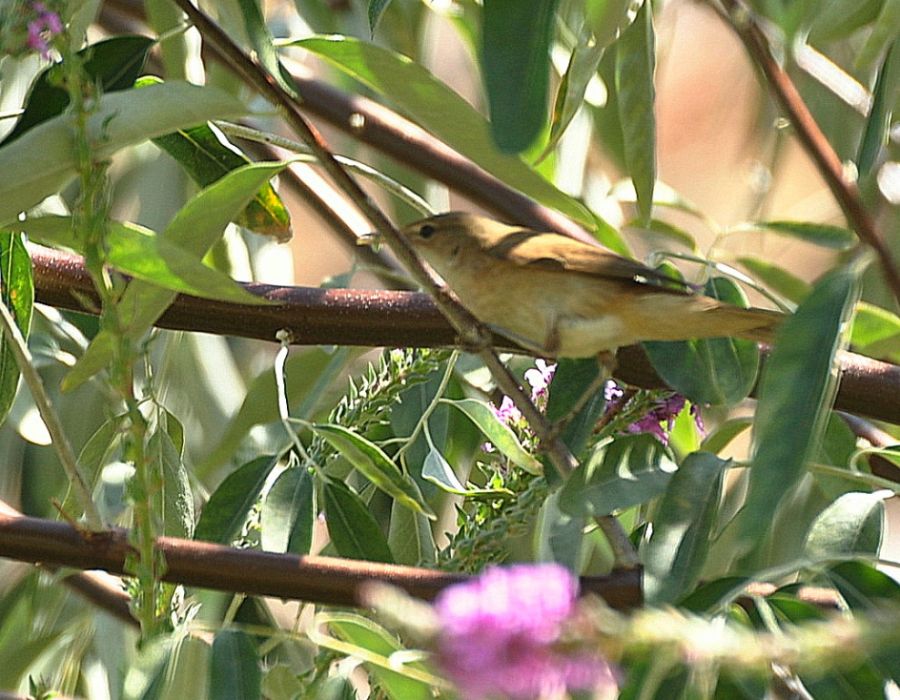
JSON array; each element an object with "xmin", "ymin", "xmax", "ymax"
[
  {"xmin": 31, "ymin": 245, "xmax": 900, "ymax": 425},
  {"xmin": 0, "ymin": 505, "xmax": 641, "ymax": 609}
]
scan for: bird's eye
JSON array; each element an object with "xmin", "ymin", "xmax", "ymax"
[{"xmin": 419, "ymin": 224, "xmax": 436, "ymax": 239}]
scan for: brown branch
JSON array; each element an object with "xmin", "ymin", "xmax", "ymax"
[
  {"xmin": 0, "ymin": 504, "xmax": 642, "ymax": 610},
  {"xmin": 713, "ymin": 0, "xmax": 900, "ymax": 307},
  {"xmin": 31, "ymin": 245, "xmax": 900, "ymax": 425}
]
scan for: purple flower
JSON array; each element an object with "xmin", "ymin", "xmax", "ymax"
[
  {"xmin": 25, "ymin": 1, "xmax": 62, "ymax": 59},
  {"xmin": 492, "ymin": 395, "xmax": 522, "ymax": 425},
  {"xmin": 625, "ymin": 393, "xmax": 705, "ymax": 445},
  {"xmin": 434, "ymin": 564, "xmax": 618, "ymax": 699}
]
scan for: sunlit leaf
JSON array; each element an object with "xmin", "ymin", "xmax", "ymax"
[
  {"xmin": 209, "ymin": 630, "xmax": 262, "ymax": 700},
  {"xmin": 804, "ymin": 491, "xmax": 885, "ymax": 559},
  {"xmin": 261, "ymin": 464, "xmax": 315, "ymax": 555},
  {"xmin": 0, "ymin": 231, "xmax": 32, "ymax": 426}
]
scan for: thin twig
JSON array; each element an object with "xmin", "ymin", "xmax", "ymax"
[
  {"xmin": 711, "ymin": 0, "xmax": 900, "ymax": 307},
  {"xmin": 0, "ymin": 300, "xmax": 102, "ymax": 529}
]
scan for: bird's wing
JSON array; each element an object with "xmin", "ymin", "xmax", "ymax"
[{"xmin": 481, "ymin": 229, "xmax": 690, "ymax": 291}]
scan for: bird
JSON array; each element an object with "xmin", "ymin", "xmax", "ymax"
[{"xmin": 387, "ymin": 211, "xmax": 783, "ymax": 359}]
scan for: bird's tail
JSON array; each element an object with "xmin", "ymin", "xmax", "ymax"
[{"xmin": 711, "ymin": 305, "xmax": 784, "ymax": 345}]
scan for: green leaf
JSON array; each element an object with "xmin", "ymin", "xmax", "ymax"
[
  {"xmin": 0, "ymin": 35, "xmax": 156, "ymax": 146},
  {"xmin": 546, "ymin": 358, "xmax": 609, "ymax": 459},
  {"xmin": 19, "ymin": 216, "xmax": 267, "ymax": 304},
  {"xmin": 421, "ymin": 445, "xmax": 510, "ymax": 496},
  {"xmin": 137, "ymin": 76, "xmax": 290, "ymax": 240},
  {"xmin": 290, "ymin": 36, "xmax": 597, "ymax": 229},
  {"xmin": 442, "ymin": 398, "xmax": 542, "ymax": 474},
  {"xmin": 388, "ymin": 499, "xmax": 437, "ymax": 567},
  {"xmin": 194, "ymin": 455, "xmax": 279, "ymax": 544},
  {"xmin": 826, "ymin": 560, "xmax": 900, "ymax": 609},
  {"xmin": 323, "ymin": 479, "xmax": 394, "ymax": 563},
  {"xmin": 730, "ymin": 264, "xmax": 861, "ymax": 562},
  {"xmin": 261, "ymin": 464, "xmax": 315, "ymax": 555},
  {"xmin": 615, "ymin": 0, "xmax": 656, "ymax": 223},
  {"xmin": 851, "ymin": 301, "xmax": 900, "ymax": 359},
  {"xmin": 148, "ymin": 427, "xmax": 194, "ymax": 539},
  {"xmin": 679, "ymin": 576, "xmax": 751, "ymax": 613},
  {"xmin": 642, "ymin": 451, "xmax": 729, "ymax": 604},
  {"xmin": 0, "ymin": 231, "xmax": 33, "ymax": 426},
  {"xmin": 543, "ymin": 25, "xmax": 607, "ymax": 158},
  {"xmin": 61, "ymin": 161, "xmax": 286, "ymax": 391},
  {"xmin": 643, "ymin": 278, "xmax": 761, "ymax": 405},
  {"xmin": 755, "ymin": 221, "xmax": 857, "ymax": 250},
  {"xmin": 586, "ymin": 0, "xmax": 636, "ymax": 49},
  {"xmin": 804, "ymin": 491, "xmax": 884, "ymax": 559},
  {"xmin": 328, "ymin": 614, "xmax": 433, "ymax": 700},
  {"xmin": 368, "ymin": 0, "xmax": 393, "ymax": 35},
  {"xmin": 311, "ymin": 423, "xmax": 435, "ymax": 519},
  {"xmin": 810, "ymin": 0, "xmax": 884, "ymax": 43},
  {"xmin": 559, "ymin": 434, "xmax": 678, "ymax": 517},
  {"xmin": 209, "ymin": 630, "xmax": 261, "ymax": 700},
  {"xmin": 142, "ymin": 636, "xmax": 211, "ymax": 700},
  {"xmin": 630, "ymin": 217, "xmax": 697, "ymax": 251},
  {"xmin": 0, "ymin": 81, "xmax": 248, "ymax": 227},
  {"xmin": 481, "ymin": 0, "xmax": 558, "ymax": 152},
  {"xmin": 857, "ymin": 40, "xmax": 898, "ymax": 174},
  {"xmin": 738, "ymin": 256, "xmax": 811, "ymax": 303}
]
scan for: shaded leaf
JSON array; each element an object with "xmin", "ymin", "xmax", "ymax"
[
  {"xmin": 148, "ymin": 428, "xmax": 194, "ymax": 539},
  {"xmin": 209, "ymin": 630, "xmax": 261, "ymax": 700},
  {"xmin": 261, "ymin": 464, "xmax": 315, "ymax": 555},
  {"xmin": 559, "ymin": 434, "xmax": 677, "ymax": 517},
  {"xmin": 323, "ymin": 479, "xmax": 394, "ymax": 563},
  {"xmin": 699, "ymin": 416, "xmax": 752, "ymax": 455},
  {"xmin": 755, "ymin": 221, "xmax": 857, "ymax": 250},
  {"xmin": 730, "ymin": 264, "xmax": 861, "ymax": 561},
  {"xmin": 194, "ymin": 455, "xmax": 279, "ymax": 544},
  {"xmin": 857, "ymin": 40, "xmax": 898, "ymax": 174},
  {"xmin": 738, "ymin": 256, "xmax": 811, "ymax": 303},
  {"xmin": 851, "ymin": 301, "xmax": 900, "ymax": 358},
  {"xmin": 615, "ymin": 0, "xmax": 656, "ymax": 223},
  {"xmin": 642, "ymin": 451, "xmax": 729, "ymax": 604},
  {"xmin": 368, "ymin": 0, "xmax": 393, "ymax": 35},
  {"xmin": 804, "ymin": 491, "xmax": 884, "ymax": 559}
]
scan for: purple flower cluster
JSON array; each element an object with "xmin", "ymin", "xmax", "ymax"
[
  {"xmin": 26, "ymin": 2, "xmax": 62, "ymax": 59},
  {"xmin": 605, "ymin": 381, "xmax": 704, "ymax": 445},
  {"xmin": 434, "ymin": 564, "xmax": 618, "ymax": 699}
]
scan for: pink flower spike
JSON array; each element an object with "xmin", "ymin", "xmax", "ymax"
[
  {"xmin": 43, "ymin": 10, "xmax": 63, "ymax": 35},
  {"xmin": 26, "ymin": 20, "xmax": 50, "ymax": 59}
]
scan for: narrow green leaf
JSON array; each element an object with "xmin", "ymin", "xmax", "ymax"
[
  {"xmin": 194, "ymin": 455, "xmax": 279, "ymax": 544},
  {"xmin": 536, "ymin": 491, "xmax": 584, "ymax": 570},
  {"xmin": 323, "ymin": 479, "xmax": 394, "ymax": 563},
  {"xmin": 643, "ymin": 278, "xmax": 761, "ymax": 405},
  {"xmin": 20, "ymin": 216, "xmax": 267, "ymax": 304},
  {"xmin": 756, "ymin": 221, "xmax": 857, "ymax": 250},
  {"xmin": 209, "ymin": 630, "xmax": 262, "ymax": 700},
  {"xmin": 368, "ymin": 0, "xmax": 393, "ymax": 35},
  {"xmin": 61, "ymin": 161, "xmax": 286, "ymax": 391},
  {"xmin": 804, "ymin": 492, "xmax": 885, "ymax": 559},
  {"xmin": 0, "ymin": 82, "xmax": 248, "ymax": 227},
  {"xmin": 615, "ymin": 0, "xmax": 656, "ymax": 223},
  {"xmin": 629, "ymin": 217, "xmax": 697, "ymax": 251},
  {"xmin": 482, "ymin": 0, "xmax": 558, "ymax": 152},
  {"xmin": 290, "ymin": 36, "xmax": 597, "ymax": 229},
  {"xmin": 586, "ymin": 0, "xmax": 635, "ymax": 50},
  {"xmin": 442, "ymin": 398, "xmax": 542, "ymax": 474},
  {"xmin": 738, "ymin": 256, "xmax": 811, "ymax": 303},
  {"xmin": 855, "ymin": 2, "xmax": 900, "ymax": 70},
  {"xmin": 261, "ymin": 465, "xmax": 315, "ymax": 555},
  {"xmin": 328, "ymin": 614, "xmax": 433, "ymax": 700},
  {"xmin": 421, "ymin": 445, "xmax": 510, "ymax": 496},
  {"xmin": 0, "ymin": 231, "xmax": 33, "ymax": 426},
  {"xmin": 388, "ymin": 499, "xmax": 436, "ymax": 567},
  {"xmin": 543, "ymin": 25, "xmax": 607, "ymax": 158},
  {"xmin": 559, "ymin": 434, "xmax": 678, "ymax": 517},
  {"xmin": 826, "ymin": 560, "xmax": 900, "ymax": 609},
  {"xmin": 0, "ymin": 35, "xmax": 155, "ymax": 146},
  {"xmin": 810, "ymin": 0, "xmax": 883, "ymax": 43},
  {"xmin": 546, "ymin": 358, "xmax": 608, "ymax": 460},
  {"xmin": 148, "ymin": 428, "xmax": 194, "ymax": 539},
  {"xmin": 312, "ymin": 423, "xmax": 435, "ymax": 519},
  {"xmin": 643, "ymin": 451, "xmax": 729, "ymax": 604},
  {"xmin": 678, "ymin": 576, "xmax": 751, "ymax": 613},
  {"xmin": 857, "ymin": 40, "xmax": 898, "ymax": 174},
  {"xmin": 731, "ymin": 264, "xmax": 861, "ymax": 561},
  {"xmin": 142, "ymin": 636, "xmax": 211, "ymax": 700}
]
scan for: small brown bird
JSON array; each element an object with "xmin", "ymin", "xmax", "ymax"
[{"xmin": 390, "ymin": 212, "xmax": 783, "ymax": 358}]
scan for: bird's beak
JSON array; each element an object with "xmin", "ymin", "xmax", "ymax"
[{"xmin": 356, "ymin": 231, "xmax": 382, "ymax": 247}]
